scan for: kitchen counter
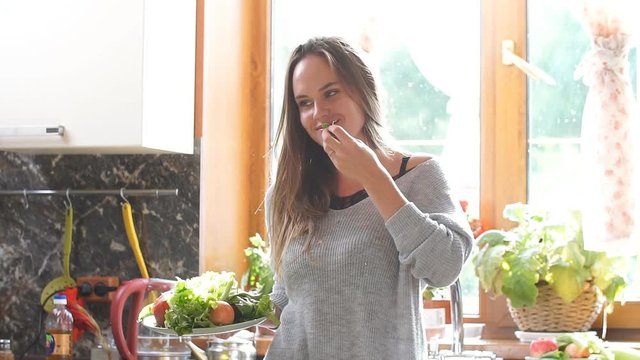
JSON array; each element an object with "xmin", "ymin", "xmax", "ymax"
[
  {"xmin": 255, "ymin": 335, "xmax": 526, "ymax": 358},
  {"xmin": 255, "ymin": 335, "xmax": 640, "ymax": 360},
  {"xmin": 23, "ymin": 356, "xmax": 89, "ymax": 360},
  {"xmin": 23, "ymin": 338, "xmax": 640, "ymax": 360},
  {"xmin": 436, "ymin": 338, "xmax": 529, "ymax": 359},
  {"xmin": 435, "ymin": 339, "xmax": 640, "ymax": 360}
]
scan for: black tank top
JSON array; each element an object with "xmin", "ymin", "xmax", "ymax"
[{"xmin": 330, "ymin": 155, "xmax": 412, "ymax": 210}]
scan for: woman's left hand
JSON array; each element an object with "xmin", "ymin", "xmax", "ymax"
[{"xmin": 321, "ymin": 125, "xmax": 386, "ymax": 184}]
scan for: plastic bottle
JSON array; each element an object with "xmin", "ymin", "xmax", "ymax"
[
  {"xmin": 0, "ymin": 339, "xmax": 15, "ymax": 360},
  {"xmin": 45, "ymin": 294, "xmax": 74, "ymax": 360}
]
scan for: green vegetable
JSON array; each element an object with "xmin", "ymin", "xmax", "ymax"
[
  {"xmin": 241, "ymin": 233, "xmax": 274, "ymax": 296},
  {"xmin": 537, "ymin": 350, "xmax": 568, "ymax": 359},
  {"xmin": 610, "ymin": 346, "xmax": 640, "ymax": 360},
  {"xmin": 138, "ymin": 302, "xmax": 153, "ymax": 321},
  {"xmin": 555, "ymin": 333, "xmax": 613, "ymax": 360},
  {"xmin": 164, "ymin": 271, "xmax": 237, "ymax": 335},
  {"xmin": 472, "ymin": 203, "xmax": 628, "ymax": 309},
  {"xmin": 141, "ymin": 270, "xmax": 280, "ymax": 336},
  {"xmin": 322, "ymin": 122, "xmax": 330, "ymax": 129},
  {"xmin": 228, "ymin": 290, "xmax": 280, "ymax": 327}
]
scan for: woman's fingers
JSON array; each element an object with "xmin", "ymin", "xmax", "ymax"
[
  {"xmin": 322, "ymin": 127, "xmax": 341, "ymax": 154},
  {"xmin": 322, "ymin": 125, "xmax": 369, "ymax": 167},
  {"xmin": 327, "ymin": 125, "xmax": 353, "ymax": 144},
  {"xmin": 322, "ymin": 124, "xmax": 354, "ymax": 154}
]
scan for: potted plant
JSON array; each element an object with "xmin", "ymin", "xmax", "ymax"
[
  {"xmin": 241, "ymin": 233, "xmax": 274, "ymax": 296},
  {"xmin": 472, "ymin": 202, "xmax": 628, "ymax": 332}
]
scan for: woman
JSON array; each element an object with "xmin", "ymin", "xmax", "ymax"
[{"xmin": 265, "ymin": 36, "xmax": 473, "ymax": 359}]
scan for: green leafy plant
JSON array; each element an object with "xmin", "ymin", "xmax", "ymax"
[
  {"xmin": 423, "ymin": 286, "xmax": 446, "ymax": 301},
  {"xmin": 472, "ymin": 203, "xmax": 628, "ymax": 310},
  {"xmin": 241, "ymin": 233, "xmax": 274, "ymax": 296}
]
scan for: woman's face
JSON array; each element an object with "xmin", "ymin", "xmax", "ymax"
[{"xmin": 291, "ymin": 54, "xmax": 366, "ymax": 145}]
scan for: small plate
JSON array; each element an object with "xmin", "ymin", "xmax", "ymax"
[
  {"xmin": 525, "ymin": 357, "xmax": 600, "ymax": 360},
  {"xmin": 141, "ymin": 315, "xmax": 266, "ymax": 336},
  {"xmin": 515, "ymin": 331, "xmax": 597, "ymax": 342}
]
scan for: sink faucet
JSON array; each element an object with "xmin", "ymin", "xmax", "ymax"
[
  {"xmin": 449, "ymin": 279, "xmax": 464, "ymax": 354},
  {"xmin": 438, "ymin": 279, "xmax": 496, "ymax": 359}
]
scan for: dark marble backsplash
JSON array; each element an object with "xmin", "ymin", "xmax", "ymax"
[{"xmin": 0, "ymin": 142, "xmax": 201, "ymax": 358}]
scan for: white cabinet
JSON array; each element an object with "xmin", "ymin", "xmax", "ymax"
[{"xmin": 0, "ymin": 0, "xmax": 196, "ymax": 154}]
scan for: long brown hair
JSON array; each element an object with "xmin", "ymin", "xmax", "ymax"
[{"xmin": 269, "ymin": 36, "xmax": 390, "ymax": 274}]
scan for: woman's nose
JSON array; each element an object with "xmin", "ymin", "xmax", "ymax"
[{"xmin": 313, "ymin": 101, "xmax": 329, "ymax": 121}]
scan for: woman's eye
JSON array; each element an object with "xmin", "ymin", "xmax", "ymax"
[
  {"xmin": 326, "ymin": 89, "xmax": 338, "ymax": 98},
  {"xmin": 298, "ymin": 99, "xmax": 312, "ymax": 107}
]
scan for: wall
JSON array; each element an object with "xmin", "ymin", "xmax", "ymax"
[{"xmin": 0, "ymin": 142, "xmax": 200, "ymax": 357}]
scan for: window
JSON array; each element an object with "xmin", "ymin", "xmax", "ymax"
[
  {"xmin": 482, "ymin": 0, "xmax": 639, "ymax": 332},
  {"xmin": 528, "ymin": 0, "xmax": 639, "ymax": 300},
  {"xmin": 271, "ymin": 0, "xmax": 481, "ymax": 315},
  {"xmin": 268, "ymin": 0, "xmax": 640, "ymax": 332}
]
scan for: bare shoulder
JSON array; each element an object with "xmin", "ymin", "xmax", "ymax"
[{"xmin": 406, "ymin": 153, "xmax": 433, "ymax": 170}]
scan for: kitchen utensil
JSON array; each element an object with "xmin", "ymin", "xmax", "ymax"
[
  {"xmin": 186, "ymin": 340, "xmax": 207, "ymax": 360},
  {"xmin": 41, "ymin": 204, "xmax": 76, "ymax": 312},
  {"xmin": 121, "ymin": 200, "xmax": 150, "ymax": 279},
  {"xmin": 137, "ymin": 332, "xmax": 191, "ymax": 360},
  {"xmin": 206, "ymin": 337, "xmax": 256, "ymax": 360},
  {"xmin": 121, "ymin": 198, "xmax": 157, "ymax": 303},
  {"xmin": 514, "ymin": 331, "xmax": 597, "ymax": 343},
  {"xmin": 140, "ymin": 316, "xmax": 266, "ymax": 337},
  {"xmin": 110, "ymin": 278, "xmax": 177, "ymax": 360}
]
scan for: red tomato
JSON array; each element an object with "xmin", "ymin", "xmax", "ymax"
[
  {"xmin": 565, "ymin": 343, "xmax": 590, "ymax": 358},
  {"xmin": 529, "ymin": 338, "xmax": 558, "ymax": 357},
  {"xmin": 208, "ymin": 301, "xmax": 235, "ymax": 325},
  {"xmin": 152, "ymin": 294, "xmax": 171, "ymax": 327}
]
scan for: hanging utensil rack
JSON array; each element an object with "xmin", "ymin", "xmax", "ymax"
[{"xmin": 0, "ymin": 188, "xmax": 178, "ymax": 197}]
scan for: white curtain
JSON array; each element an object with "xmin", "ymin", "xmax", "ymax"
[
  {"xmin": 393, "ymin": 0, "xmax": 481, "ymax": 202},
  {"xmin": 575, "ymin": 0, "xmax": 639, "ymax": 255}
]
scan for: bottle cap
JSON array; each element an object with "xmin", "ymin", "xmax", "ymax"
[
  {"xmin": 0, "ymin": 339, "xmax": 10, "ymax": 350},
  {"xmin": 53, "ymin": 294, "xmax": 67, "ymax": 305}
]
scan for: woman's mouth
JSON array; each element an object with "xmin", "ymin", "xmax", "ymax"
[{"xmin": 316, "ymin": 119, "xmax": 339, "ymax": 131}]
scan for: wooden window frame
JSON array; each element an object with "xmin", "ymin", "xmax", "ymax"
[{"xmin": 479, "ymin": 0, "xmax": 639, "ymax": 338}]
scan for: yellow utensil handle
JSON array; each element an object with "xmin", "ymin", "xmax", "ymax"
[
  {"xmin": 122, "ymin": 202, "xmax": 150, "ymax": 278},
  {"xmin": 63, "ymin": 206, "xmax": 73, "ymax": 279}
]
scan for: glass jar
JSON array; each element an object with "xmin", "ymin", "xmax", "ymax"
[
  {"xmin": 206, "ymin": 338, "xmax": 256, "ymax": 360},
  {"xmin": 0, "ymin": 339, "xmax": 15, "ymax": 360}
]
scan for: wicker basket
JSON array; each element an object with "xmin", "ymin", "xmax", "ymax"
[{"xmin": 507, "ymin": 283, "xmax": 605, "ymax": 332}]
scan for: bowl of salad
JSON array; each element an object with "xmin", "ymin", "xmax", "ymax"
[{"xmin": 111, "ymin": 271, "xmax": 279, "ymax": 359}]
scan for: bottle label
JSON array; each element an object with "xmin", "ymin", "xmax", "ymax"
[{"xmin": 45, "ymin": 332, "xmax": 71, "ymax": 356}]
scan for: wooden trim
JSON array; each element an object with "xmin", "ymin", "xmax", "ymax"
[
  {"xmin": 199, "ymin": 0, "xmax": 270, "ymax": 277},
  {"xmin": 193, "ymin": 0, "xmax": 204, "ymax": 139},
  {"xmin": 242, "ymin": 0, "xmax": 271, "ymax": 243},
  {"xmin": 479, "ymin": 0, "xmax": 527, "ymax": 232},
  {"xmin": 478, "ymin": 0, "xmax": 527, "ymax": 336},
  {"xmin": 424, "ymin": 299, "xmax": 452, "ymax": 324},
  {"xmin": 593, "ymin": 302, "xmax": 640, "ymax": 330}
]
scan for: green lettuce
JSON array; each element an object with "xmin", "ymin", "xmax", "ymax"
[{"xmin": 164, "ymin": 271, "xmax": 237, "ymax": 335}]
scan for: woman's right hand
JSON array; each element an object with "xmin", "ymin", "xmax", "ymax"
[{"xmin": 321, "ymin": 124, "xmax": 386, "ymax": 185}]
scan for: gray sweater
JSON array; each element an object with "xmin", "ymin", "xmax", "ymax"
[{"xmin": 265, "ymin": 159, "xmax": 473, "ymax": 360}]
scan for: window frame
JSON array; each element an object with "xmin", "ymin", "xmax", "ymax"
[{"xmin": 478, "ymin": 0, "xmax": 639, "ymax": 337}]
